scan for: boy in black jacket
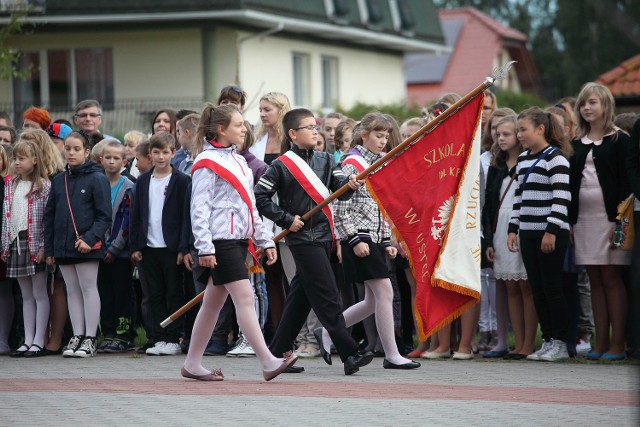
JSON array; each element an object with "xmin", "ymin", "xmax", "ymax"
[
  {"xmin": 130, "ymin": 132, "xmax": 191, "ymax": 355},
  {"xmin": 254, "ymin": 108, "xmax": 372, "ymax": 375}
]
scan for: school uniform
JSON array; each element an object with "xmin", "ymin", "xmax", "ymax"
[
  {"xmin": 254, "ymin": 144, "xmax": 362, "ymax": 363},
  {"xmin": 130, "ymin": 166, "xmax": 190, "ymax": 345}
]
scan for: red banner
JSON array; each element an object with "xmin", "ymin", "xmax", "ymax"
[{"xmin": 367, "ymin": 94, "xmax": 483, "ymax": 339}]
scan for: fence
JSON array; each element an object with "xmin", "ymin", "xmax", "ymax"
[{"xmin": 0, "ymin": 97, "xmax": 206, "ymax": 138}]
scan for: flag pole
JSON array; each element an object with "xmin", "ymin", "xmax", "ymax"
[{"xmin": 160, "ymin": 62, "xmax": 516, "ymax": 328}]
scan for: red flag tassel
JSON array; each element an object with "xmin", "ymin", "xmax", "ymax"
[{"xmin": 245, "ymin": 240, "xmax": 264, "ymax": 274}]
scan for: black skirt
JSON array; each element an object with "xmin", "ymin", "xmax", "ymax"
[
  {"xmin": 341, "ymin": 236, "xmax": 390, "ymax": 283},
  {"xmin": 197, "ymin": 240, "xmax": 249, "ymax": 286}
]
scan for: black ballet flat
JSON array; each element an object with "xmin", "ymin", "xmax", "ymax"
[
  {"xmin": 313, "ymin": 328, "xmax": 332, "ymax": 365},
  {"xmin": 383, "ymin": 359, "xmax": 421, "ymax": 370},
  {"xmin": 24, "ymin": 344, "xmax": 46, "ymax": 358},
  {"xmin": 9, "ymin": 344, "xmax": 30, "ymax": 358}
]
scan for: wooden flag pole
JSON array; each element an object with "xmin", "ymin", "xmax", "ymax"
[{"xmin": 160, "ymin": 62, "xmax": 515, "ymax": 328}]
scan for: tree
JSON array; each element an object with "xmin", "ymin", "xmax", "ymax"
[{"xmin": 0, "ymin": 6, "xmax": 34, "ymax": 80}]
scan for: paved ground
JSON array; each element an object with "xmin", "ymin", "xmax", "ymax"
[{"xmin": 1, "ymin": 353, "xmax": 638, "ymax": 426}]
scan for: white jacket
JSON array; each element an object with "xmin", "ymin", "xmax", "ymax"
[{"xmin": 191, "ymin": 144, "xmax": 274, "ymax": 256}]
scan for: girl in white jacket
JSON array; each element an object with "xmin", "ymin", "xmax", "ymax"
[{"xmin": 181, "ymin": 104, "xmax": 297, "ymax": 381}]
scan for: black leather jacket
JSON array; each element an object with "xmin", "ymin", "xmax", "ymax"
[{"xmin": 254, "ymin": 145, "xmax": 354, "ymax": 245}]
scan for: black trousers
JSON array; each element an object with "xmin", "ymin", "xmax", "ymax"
[
  {"xmin": 98, "ymin": 258, "xmax": 134, "ymax": 342},
  {"xmin": 140, "ymin": 247, "xmax": 184, "ymax": 343},
  {"xmin": 520, "ymin": 232, "xmax": 569, "ymax": 342},
  {"xmin": 269, "ymin": 241, "xmax": 358, "ymax": 362}
]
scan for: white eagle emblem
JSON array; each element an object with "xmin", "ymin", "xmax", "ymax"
[{"xmin": 431, "ymin": 196, "xmax": 454, "ymax": 244}]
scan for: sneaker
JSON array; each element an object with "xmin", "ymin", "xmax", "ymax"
[
  {"xmin": 74, "ymin": 337, "xmax": 97, "ymax": 358},
  {"xmin": 576, "ymin": 338, "xmax": 591, "ymax": 355},
  {"xmin": 97, "ymin": 339, "xmax": 111, "ymax": 353},
  {"xmin": 145, "ymin": 341, "xmax": 166, "ymax": 356},
  {"xmin": 159, "ymin": 342, "xmax": 182, "ymax": 355},
  {"xmin": 526, "ymin": 340, "xmax": 552, "ymax": 361},
  {"xmin": 62, "ymin": 335, "xmax": 84, "ymax": 358},
  {"xmin": 540, "ymin": 339, "xmax": 569, "ymax": 362},
  {"xmin": 104, "ymin": 340, "xmax": 129, "ymax": 353},
  {"xmin": 226, "ymin": 337, "xmax": 256, "ymax": 357}
]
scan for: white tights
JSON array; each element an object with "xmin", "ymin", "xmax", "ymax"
[
  {"xmin": 322, "ymin": 278, "xmax": 411, "ymax": 365},
  {"xmin": 184, "ymin": 279, "xmax": 283, "ymax": 376},
  {"xmin": 17, "ymin": 271, "xmax": 49, "ymax": 350},
  {"xmin": 59, "ymin": 262, "xmax": 100, "ymax": 338}
]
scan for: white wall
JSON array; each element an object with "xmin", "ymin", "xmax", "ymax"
[{"xmin": 236, "ymin": 30, "xmax": 406, "ymax": 124}]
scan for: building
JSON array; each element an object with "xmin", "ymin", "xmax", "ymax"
[
  {"xmin": 405, "ymin": 7, "xmax": 541, "ymax": 107},
  {"xmin": 596, "ymin": 53, "xmax": 640, "ymax": 113},
  {"xmin": 0, "ymin": 0, "xmax": 447, "ymax": 133}
]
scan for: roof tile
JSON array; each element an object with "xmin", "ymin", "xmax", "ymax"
[{"xmin": 596, "ymin": 54, "xmax": 640, "ymax": 96}]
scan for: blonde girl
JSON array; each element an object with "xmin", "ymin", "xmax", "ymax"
[
  {"xmin": 483, "ymin": 115, "xmax": 536, "ymax": 359},
  {"xmin": 4, "ymin": 141, "xmax": 51, "ymax": 357},
  {"xmin": 252, "ymin": 92, "xmax": 291, "ymax": 165},
  {"xmin": 569, "ymin": 83, "xmax": 631, "ymax": 361},
  {"xmin": 18, "ymin": 129, "xmax": 64, "ymax": 178}
]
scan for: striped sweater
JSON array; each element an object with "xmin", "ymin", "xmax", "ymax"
[{"xmin": 508, "ymin": 147, "xmax": 571, "ymax": 236}]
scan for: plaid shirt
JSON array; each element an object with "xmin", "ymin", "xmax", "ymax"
[
  {"xmin": 2, "ymin": 177, "xmax": 50, "ymax": 261},
  {"xmin": 334, "ymin": 145, "xmax": 391, "ymax": 247}
]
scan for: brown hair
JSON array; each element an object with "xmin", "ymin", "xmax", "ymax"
[
  {"xmin": 193, "ymin": 103, "xmax": 240, "ymax": 156},
  {"xmin": 151, "ymin": 108, "xmax": 178, "ymax": 136},
  {"xmin": 482, "ymin": 107, "xmax": 516, "ymax": 152},
  {"xmin": 351, "ymin": 113, "xmax": 394, "ymax": 148},
  {"xmin": 546, "ymin": 106, "xmax": 574, "ymax": 141},
  {"xmin": 149, "ymin": 132, "xmax": 176, "ymax": 152},
  {"xmin": 518, "ymin": 107, "xmax": 573, "ymax": 156},
  {"xmin": 242, "ymin": 120, "xmax": 256, "ymax": 151},
  {"xmin": 135, "ymin": 140, "xmax": 151, "ymax": 156},
  {"xmin": 0, "ymin": 125, "xmax": 17, "ymax": 145},
  {"xmin": 490, "ymin": 115, "xmax": 520, "ymax": 167},
  {"xmin": 335, "ymin": 118, "xmax": 356, "ymax": 151},
  {"xmin": 217, "ymin": 86, "xmax": 247, "ymax": 108}
]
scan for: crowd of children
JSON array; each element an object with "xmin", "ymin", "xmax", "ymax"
[{"xmin": 0, "ymin": 80, "xmax": 638, "ymax": 382}]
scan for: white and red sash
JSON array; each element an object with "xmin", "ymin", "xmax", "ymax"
[
  {"xmin": 191, "ymin": 149, "xmax": 261, "ymax": 271},
  {"xmin": 278, "ymin": 151, "xmax": 335, "ymax": 240},
  {"xmin": 342, "ymin": 154, "xmax": 369, "ymax": 174}
]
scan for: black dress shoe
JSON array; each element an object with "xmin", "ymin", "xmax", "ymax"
[
  {"xmin": 344, "ymin": 350, "xmax": 374, "ymax": 375},
  {"xmin": 24, "ymin": 344, "xmax": 46, "ymax": 358},
  {"xmin": 284, "ymin": 365, "xmax": 305, "ymax": 373},
  {"xmin": 313, "ymin": 328, "xmax": 332, "ymax": 365},
  {"xmin": 9, "ymin": 344, "xmax": 29, "ymax": 358},
  {"xmin": 383, "ymin": 359, "xmax": 421, "ymax": 369}
]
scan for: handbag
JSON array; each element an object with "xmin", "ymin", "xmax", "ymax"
[
  {"xmin": 64, "ymin": 174, "xmax": 102, "ymax": 251},
  {"xmin": 614, "ymin": 194, "xmax": 635, "ymax": 250}
]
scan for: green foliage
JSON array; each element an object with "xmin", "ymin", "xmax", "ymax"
[
  {"xmin": 0, "ymin": 8, "xmax": 35, "ymax": 81},
  {"xmin": 335, "ymin": 102, "xmax": 423, "ymax": 123},
  {"xmin": 494, "ymin": 89, "xmax": 547, "ymax": 112}
]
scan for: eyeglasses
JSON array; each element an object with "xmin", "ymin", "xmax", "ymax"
[
  {"xmin": 293, "ymin": 125, "xmax": 321, "ymax": 132},
  {"xmin": 75, "ymin": 113, "xmax": 101, "ymax": 118}
]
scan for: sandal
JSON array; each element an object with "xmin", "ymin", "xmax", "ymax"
[
  {"xmin": 9, "ymin": 344, "xmax": 30, "ymax": 358},
  {"xmin": 24, "ymin": 344, "xmax": 46, "ymax": 358}
]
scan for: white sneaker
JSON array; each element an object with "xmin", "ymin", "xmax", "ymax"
[
  {"xmin": 540, "ymin": 339, "xmax": 569, "ymax": 362},
  {"xmin": 62, "ymin": 335, "xmax": 84, "ymax": 358},
  {"xmin": 226, "ymin": 337, "xmax": 256, "ymax": 357},
  {"xmin": 145, "ymin": 341, "xmax": 166, "ymax": 356},
  {"xmin": 526, "ymin": 340, "xmax": 552, "ymax": 361},
  {"xmin": 576, "ymin": 338, "xmax": 591, "ymax": 355},
  {"xmin": 74, "ymin": 337, "xmax": 97, "ymax": 358},
  {"xmin": 159, "ymin": 342, "xmax": 182, "ymax": 355}
]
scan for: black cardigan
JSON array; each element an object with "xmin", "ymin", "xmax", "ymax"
[
  {"xmin": 627, "ymin": 119, "xmax": 640, "ymax": 199},
  {"xmin": 481, "ymin": 163, "xmax": 515, "ymax": 247},
  {"xmin": 569, "ymin": 131, "xmax": 631, "ymax": 224}
]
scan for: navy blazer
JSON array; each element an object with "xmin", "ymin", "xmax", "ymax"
[{"xmin": 130, "ymin": 166, "xmax": 191, "ymax": 253}]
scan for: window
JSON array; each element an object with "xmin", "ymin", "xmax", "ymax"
[
  {"xmin": 321, "ymin": 56, "xmax": 339, "ymax": 109},
  {"xmin": 292, "ymin": 52, "xmax": 310, "ymax": 107},
  {"xmin": 12, "ymin": 47, "xmax": 114, "ymax": 109}
]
